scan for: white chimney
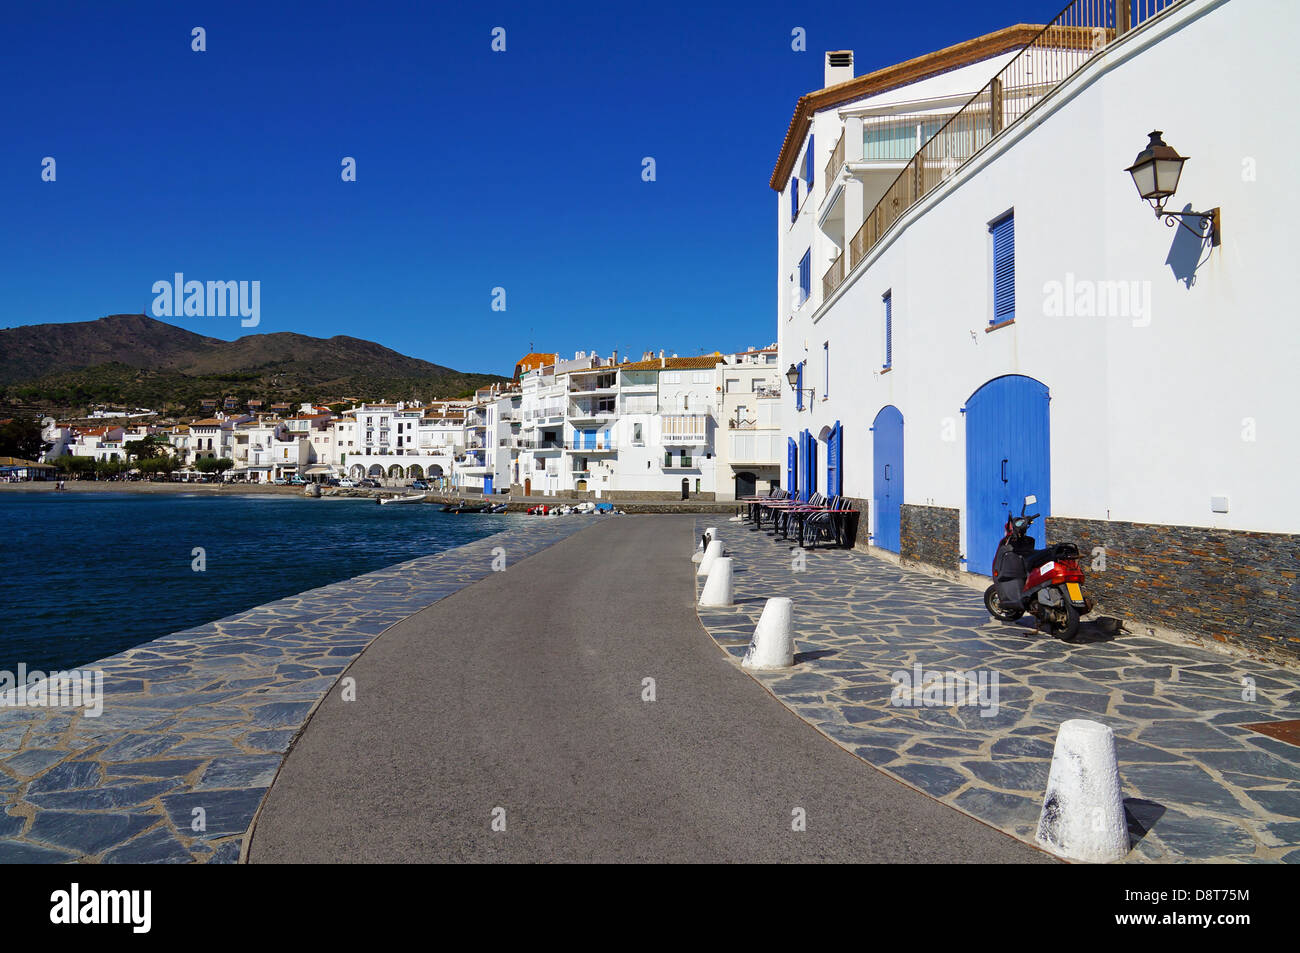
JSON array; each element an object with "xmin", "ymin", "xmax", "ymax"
[{"xmin": 825, "ymin": 50, "xmax": 853, "ymax": 88}]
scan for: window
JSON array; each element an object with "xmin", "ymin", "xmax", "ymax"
[
  {"xmin": 790, "ymin": 176, "xmax": 799, "ymax": 221},
  {"xmin": 664, "ymin": 449, "xmax": 672, "ymax": 467},
  {"xmin": 883, "ymin": 291, "xmax": 893, "ymax": 369},
  {"xmin": 681, "ymin": 451, "xmax": 692, "ymax": 467},
  {"xmin": 795, "ymin": 361, "xmax": 804, "ymax": 412},
  {"xmin": 633, "ymin": 422, "xmax": 643, "ymax": 446},
  {"xmin": 798, "ymin": 250, "xmax": 811, "ymax": 305},
  {"xmin": 661, "ymin": 371, "xmax": 682, "ymax": 384},
  {"xmin": 990, "ymin": 212, "xmax": 1015, "ymax": 324},
  {"xmin": 692, "ymin": 371, "xmax": 711, "ymax": 384},
  {"xmin": 805, "ymin": 134, "xmax": 814, "ymax": 189},
  {"xmin": 726, "ymin": 378, "xmax": 740, "ymax": 392}
]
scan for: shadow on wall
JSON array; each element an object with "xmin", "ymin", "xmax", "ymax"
[{"xmin": 1164, "ymin": 202, "xmax": 1214, "ymax": 288}]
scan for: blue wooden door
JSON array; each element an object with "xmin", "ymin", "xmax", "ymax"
[
  {"xmin": 872, "ymin": 406, "xmax": 904, "ymax": 552},
  {"xmin": 484, "ymin": 475, "xmax": 494, "ymax": 495},
  {"xmin": 965, "ymin": 375, "xmax": 1051, "ymax": 576}
]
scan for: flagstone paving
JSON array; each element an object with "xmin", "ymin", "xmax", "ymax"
[
  {"xmin": 0, "ymin": 517, "xmax": 590, "ymax": 864},
  {"xmin": 694, "ymin": 517, "xmax": 1300, "ymax": 863}
]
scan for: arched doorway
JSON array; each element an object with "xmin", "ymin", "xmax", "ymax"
[
  {"xmin": 734, "ymin": 471, "xmax": 756, "ymax": 499},
  {"xmin": 387, "ymin": 465, "xmax": 403, "ymax": 480},
  {"xmin": 408, "ymin": 464, "xmax": 424, "ymax": 479},
  {"xmin": 350, "ymin": 465, "xmax": 365, "ymax": 480},
  {"xmin": 367, "ymin": 465, "xmax": 384, "ymax": 478},
  {"xmin": 872, "ymin": 406, "xmax": 903, "ymax": 552},
  {"xmin": 965, "ymin": 375, "xmax": 1051, "ymax": 576}
]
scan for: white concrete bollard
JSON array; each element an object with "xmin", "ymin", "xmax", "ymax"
[
  {"xmin": 742, "ymin": 597, "xmax": 795, "ymax": 669},
  {"xmin": 698, "ymin": 558, "xmax": 734, "ymax": 607},
  {"xmin": 696, "ymin": 539, "xmax": 724, "ymax": 576},
  {"xmin": 1035, "ymin": 719, "xmax": 1129, "ymax": 863}
]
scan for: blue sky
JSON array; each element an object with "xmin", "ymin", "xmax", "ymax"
[{"xmin": 1, "ymin": 0, "xmax": 1047, "ymax": 377}]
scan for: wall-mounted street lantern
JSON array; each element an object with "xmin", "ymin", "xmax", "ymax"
[
  {"xmin": 780, "ymin": 361, "xmax": 811, "ymax": 405},
  {"xmin": 1125, "ymin": 130, "xmax": 1221, "ymax": 246},
  {"xmin": 785, "ymin": 363, "xmax": 814, "ymax": 404}
]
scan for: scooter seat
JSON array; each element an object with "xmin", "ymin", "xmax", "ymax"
[{"xmin": 1024, "ymin": 548, "xmax": 1057, "ymax": 570}]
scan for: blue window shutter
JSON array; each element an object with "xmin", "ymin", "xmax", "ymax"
[
  {"xmin": 883, "ymin": 292, "xmax": 892, "ymax": 368},
  {"xmin": 791, "ymin": 176, "xmax": 799, "ymax": 221},
  {"xmin": 810, "ymin": 432, "xmax": 818, "ymax": 497},
  {"xmin": 787, "ymin": 436, "xmax": 798, "ymax": 494},
  {"xmin": 990, "ymin": 214, "xmax": 1015, "ymax": 324},
  {"xmin": 798, "ymin": 250, "xmax": 811, "ymax": 303},
  {"xmin": 795, "ymin": 362, "xmax": 804, "ymax": 411},
  {"xmin": 807, "ymin": 134, "xmax": 814, "ymax": 189}
]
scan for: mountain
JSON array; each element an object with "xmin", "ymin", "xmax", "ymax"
[{"xmin": 0, "ymin": 314, "xmax": 506, "ymax": 413}]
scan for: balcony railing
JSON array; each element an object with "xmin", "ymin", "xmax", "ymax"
[
  {"xmin": 660, "ymin": 414, "xmax": 708, "ymax": 445},
  {"xmin": 861, "ymin": 112, "xmax": 958, "ymax": 161},
  {"xmin": 847, "ymin": 0, "xmax": 1185, "ymax": 275},
  {"xmin": 825, "ymin": 129, "xmax": 845, "ymax": 185},
  {"xmin": 524, "ymin": 406, "xmax": 565, "ymax": 420},
  {"xmin": 564, "ymin": 439, "xmax": 615, "ymax": 452},
  {"xmin": 822, "ymin": 254, "xmax": 845, "ymax": 300},
  {"xmin": 568, "ymin": 401, "xmax": 616, "ymax": 419}
]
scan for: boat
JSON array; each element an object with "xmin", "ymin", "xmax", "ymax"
[
  {"xmin": 457, "ymin": 502, "xmax": 490, "ymax": 513},
  {"xmin": 379, "ymin": 494, "xmax": 427, "ymax": 505}
]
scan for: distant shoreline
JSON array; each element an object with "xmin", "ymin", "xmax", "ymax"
[
  {"xmin": 0, "ymin": 480, "xmax": 303, "ymax": 496},
  {"xmin": 0, "ymin": 480, "xmax": 741, "ymax": 512}
]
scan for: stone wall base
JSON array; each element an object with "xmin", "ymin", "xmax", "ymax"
[
  {"xmin": 1046, "ymin": 516, "xmax": 1300, "ymax": 664},
  {"xmin": 900, "ymin": 503, "xmax": 961, "ymax": 572}
]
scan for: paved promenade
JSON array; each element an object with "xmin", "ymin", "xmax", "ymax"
[
  {"xmin": 0, "ymin": 518, "xmax": 588, "ymax": 863},
  {"xmin": 249, "ymin": 515, "xmax": 1047, "ymax": 863},
  {"xmin": 694, "ymin": 516, "xmax": 1300, "ymax": 863}
]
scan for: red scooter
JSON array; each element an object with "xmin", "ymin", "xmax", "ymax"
[{"xmin": 983, "ymin": 495, "xmax": 1093, "ymax": 642}]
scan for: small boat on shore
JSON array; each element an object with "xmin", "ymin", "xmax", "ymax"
[{"xmin": 379, "ymin": 493, "xmax": 427, "ymax": 505}]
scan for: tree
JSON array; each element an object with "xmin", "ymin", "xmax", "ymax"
[
  {"xmin": 138, "ymin": 456, "xmax": 177, "ymax": 475},
  {"xmin": 60, "ymin": 455, "xmax": 98, "ymax": 476},
  {"xmin": 124, "ymin": 435, "xmax": 171, "ymax": 461},
  {"xmin": 0, "ymin": 416, "xmax": 51, "ymax": 460},
  {"xmin": 195, "ymin": 457, "xmax": 234, "ymax": 474}
]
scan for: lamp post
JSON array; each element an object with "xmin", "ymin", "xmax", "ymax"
[
  {"xmin": 785, "ymin": 363, "xmax": 814, "ymax": 405},
  {"xmin": 1125, "ymin": 131, "xmax": 1221, "ymax": 246}
]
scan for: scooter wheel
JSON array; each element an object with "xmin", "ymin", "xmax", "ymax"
[
  {"xmin": 1055, "ymin": 603, "xmax": 1081, "ymax": 642},
  {"xmin": 984, "ymin": 585, "xmax": 1024, "ymax": 622}
]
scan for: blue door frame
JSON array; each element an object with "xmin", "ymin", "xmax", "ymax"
[
  {"xmin": 964, "ymin": 375, "xmax": 1051, "ymax": 576},
  {"xmin": 872, "ymin": 406, "xmax": 903, "ymax": 553}
]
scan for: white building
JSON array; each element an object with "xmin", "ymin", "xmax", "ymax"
[
  {"xmin": 773, "ymin": 0, "xmax": 1299, "ymax": 656},
  {"xmin": 715, "ymin": 346, "xmax": 784, "ymax": 500}
]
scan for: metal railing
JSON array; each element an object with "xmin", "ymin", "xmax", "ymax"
[
  {"xmin": 564, "ymin": 439, "xmax": 616, "ymax": 451},
  {"xmin": 862, "ymin": 112, "xmax": 958, "ymax": 161},
  {"xmin": 825, "ymin": 130, "xmax": 845, "ymax": 185},
  {"xmin": 822, "ymin": 254, "xmax": 845, "ymax": 301},
  {"xmin": 846, "ymin": 0, "xmax": 1186, "ymax": 275}
]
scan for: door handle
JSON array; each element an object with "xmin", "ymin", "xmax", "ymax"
[{"xmin": 1000, "ymin": 458, "xmax": 1008, "ymax": 483}]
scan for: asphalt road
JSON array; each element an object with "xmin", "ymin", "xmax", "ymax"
[{"xmin": 249, "ymin": 515, "xmax": 1050, "ymax": 863}]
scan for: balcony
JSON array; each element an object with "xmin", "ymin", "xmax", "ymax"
[
  {"xmin": 825, "ymin": 129, "xmax": 845, "ymax": 185},
  {"xmin": 568, "ymin": 401, "xmax": 616, "ymax": 422},
  {"xmin": 659, "ymin": 414, "xmax": 708, "ymax": 445},
  {"xmin": 564, "ymin": 439, "xmax": 615, "ymax": 452},
  {"xmin": 822, "ymin": 254, "xmax": 846, "ymax": 300},
  {"xmin": 568, "ymin": 377, "xmax": 617, "ymax": 394},
  {"xmin": 520, "ymin": 438, "xmax": 563, "ymax": 452}
]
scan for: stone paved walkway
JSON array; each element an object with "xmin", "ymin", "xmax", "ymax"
[
  {"xmin": 0, "ymin": 517, "xmax": 590, "ymax": 863},
  {"xmin": 694, "ymin": 517, "xmax": 1300, "ymax": 863}
]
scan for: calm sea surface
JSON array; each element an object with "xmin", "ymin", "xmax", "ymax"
[{"xmin": 1, "ymin": 493, "xmax": 520, "ymax": 671}]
